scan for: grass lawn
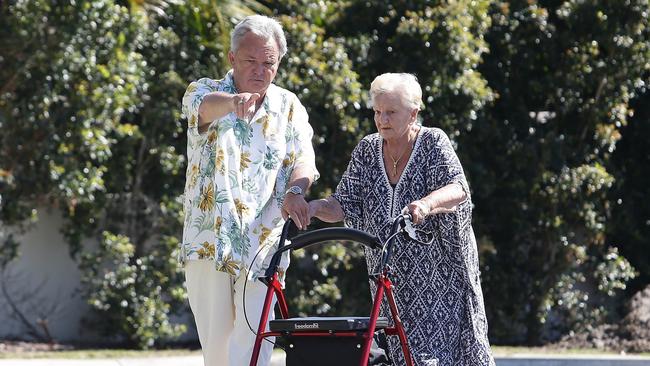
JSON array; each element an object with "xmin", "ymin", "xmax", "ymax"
[
  {"xmin": 2, "ymin": 345, "xmax": 649, "ymax": 359},
  {"xmin": 492, "ymin": 346, "xmax": 650, "ymax": 357},
  {"xmin": 0, "ymin": 348, "xmax": 201, "ymax": 359}
]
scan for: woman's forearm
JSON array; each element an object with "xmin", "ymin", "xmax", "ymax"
[
  {"xmin": 421, "ymin": 182, "xmax": 467, "ymax": 215},
  {"xmin": 404, "ymin": 182, "xmax": 467, "ymax": 224},
  {"xmin": 310, "ymin": 197, "xmax": 345, "ymax": 223}
]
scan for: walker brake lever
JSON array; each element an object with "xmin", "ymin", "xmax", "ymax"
[
  {"xmin": 403, "ymin": 214, "xmax": 435, "ymax": 244},
  {"xmin": 403, "ymin": 215, "xmax": 418, "ymax": 239}
]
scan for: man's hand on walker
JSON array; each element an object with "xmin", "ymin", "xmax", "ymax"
[{"xmin": 282, "ymin": 193, "xmax": 310, "ymax": 230}]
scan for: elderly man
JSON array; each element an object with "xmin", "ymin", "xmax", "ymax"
[{"xmin": 181, "ymin": 15, "xmax": 318, "ymax": 366}]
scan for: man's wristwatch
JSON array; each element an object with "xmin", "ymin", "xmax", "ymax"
[{"xmin": 285, "ymin": 185, "xmax": 303, "ymax": 196}]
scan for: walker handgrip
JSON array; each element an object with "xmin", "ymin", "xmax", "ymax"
[
  {"xmin": 378, "ymin": 214, "xmax": 410, "ymax": 271},
  {"xmin": 289, "ymin": 227, "xmax": 382, "ymax": 251},
  {"xmin": 264, "ymin": 219, "xmax": 298, "ymax": 278},
  {"xmin": 263, "ymin": 226, "xmax": 382, "ymax": 279}
]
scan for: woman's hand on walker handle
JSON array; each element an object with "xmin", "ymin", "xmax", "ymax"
[
  {"xmin": 308, "ymin": 199, "xmax": 319, "ymax": 220},
  {"xmin": 307, "ymin": 197, "xmax": 345, "ymax": 223},
  {"xmin": 404, "ymin": 200, "xmax": 429, "ymax": 225},
  {"xmin": 404, "ymin": 198, "xmax": 457, "ymax": 224}
]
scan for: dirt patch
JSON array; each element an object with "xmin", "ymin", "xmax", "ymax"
[
  {"xmin": 0, "ymin": 340, "xmax": 74, "ymax": 353},
  {"xmin": 556, "ymin": 285, "xmax": 650, "ymax": 353}
]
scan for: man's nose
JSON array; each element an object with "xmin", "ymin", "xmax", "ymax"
[{"xmin": 253, "ymin": 63, "xmax": 264, "ymax": 75}]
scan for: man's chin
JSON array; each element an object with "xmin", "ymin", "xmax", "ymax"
[{"xmin": 242, "ymin": 84, "xmax": 268, "ymax": 95}]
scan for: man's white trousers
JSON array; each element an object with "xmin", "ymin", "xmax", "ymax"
[{"xmin": 185, "ymin": 260, "xmax": 275, "ymax": 366}]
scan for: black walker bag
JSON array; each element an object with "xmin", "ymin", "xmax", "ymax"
[{"xmin": 270, "ymin": 316, "xmax": 392, "ymax": 366}]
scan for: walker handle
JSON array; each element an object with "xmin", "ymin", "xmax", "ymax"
[
  {"xmin": 377, "ymin": 213, "xmax": 411, "ymax": 272},
  {"xmin": 263, "ymin": 219, "xmax": 382, "ymax": 279}
]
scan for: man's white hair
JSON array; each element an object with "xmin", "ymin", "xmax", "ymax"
[
  {"xmin": 231, "ymin": 15, "xmax": 287, "ymax": 58},
  {"xmin": 370, "ymin": 73, "xmax": 422, "ymax": 110}
]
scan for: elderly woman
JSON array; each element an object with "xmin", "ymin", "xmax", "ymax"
[{"xmin": 308, "ymin": 73, "xmax": 494, "ymax": 366}]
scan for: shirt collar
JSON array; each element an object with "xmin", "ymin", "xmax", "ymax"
[
  {"xmin": 263, "ymin": 83, "xmax": 283, "ymax": 115},
  {"xmin": 224, "ymin": 70, "xmax": 236, "ymax": 91}
]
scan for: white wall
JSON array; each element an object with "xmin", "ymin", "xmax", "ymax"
[
  {"xmin": 0, "ymin": 208, "xmax": 197, "ymax": 343},
  {"xmin": 0, "ymin": 208, "xmax": 88, "ymax": 341}
]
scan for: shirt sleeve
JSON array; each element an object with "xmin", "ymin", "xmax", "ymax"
[
  {"xmin": 431, "ymin": 128, "xmax": 471, "ymax": 200},
  {"xmin": 181, "ymin": 78, "xmax": 219, "ymax": 140},
  {"xmin": 333, "ymin": 140, "xmax": 368, "ymax": 229},
  {"xmin": 287, "ymin": 96, "xmax": 320, "ymax": 182}
]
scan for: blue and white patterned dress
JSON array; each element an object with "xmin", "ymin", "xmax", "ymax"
[{"xmin": 333, "ymin": 127, "xmax": 494, "ymax": 366}]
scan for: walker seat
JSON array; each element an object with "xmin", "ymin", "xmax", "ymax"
[{"xmin": 269, "ymin": 316, "xmax": 389, "ymax": 332}]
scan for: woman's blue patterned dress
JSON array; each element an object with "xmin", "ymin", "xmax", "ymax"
[{"xmin": 333, "ymin": 127, "xmax": 494, "ymax": 366}]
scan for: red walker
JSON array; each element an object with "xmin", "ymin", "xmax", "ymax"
[{"xmin": 249, "ymin": 214, "xmax": 414, "ymax": 366}]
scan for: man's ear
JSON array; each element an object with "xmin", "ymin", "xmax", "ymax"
[{"xmin": 228, "ymin": 51, "xmax": 235, "ymax": 66}]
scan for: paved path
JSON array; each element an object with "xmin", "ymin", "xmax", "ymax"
[
  {"xmin": 496, "ymin": 354, "xmax": 650, "ymax": 366},
  {"xmin": 0, "ymin": 354, "xmax": 284, "ymax": 366},
  {"xmin": 2, "ymin": 353, "xmax": 650, "ymax": 365}
]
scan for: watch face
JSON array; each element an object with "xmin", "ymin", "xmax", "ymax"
[{"xmin": 287, "ymin": 186, "xmax": 302, "ymax": 195}]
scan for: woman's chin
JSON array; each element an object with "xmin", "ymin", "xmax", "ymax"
[{"xmin": 378, "ymin": 131, "xmax": 394, "ymax": 140}]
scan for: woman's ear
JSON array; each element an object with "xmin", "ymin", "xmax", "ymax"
[{"xmin": 411, "ymin": 108, "xmax": 419, "ymax": 122}]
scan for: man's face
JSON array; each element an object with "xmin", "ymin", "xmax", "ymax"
[{"xmin": 228, "ymin": 32, "xmax": 280, "ymax": 96}]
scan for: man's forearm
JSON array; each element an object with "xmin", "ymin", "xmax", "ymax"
[
  {"xmin": 287, "ymin": 163, "xmax": 314, "ymax": 192},
  {"xmin": 198, "ymin": 91, "xmax": 261, "ymax": 131},
  {"xmin": 282, "ymin": 163, "xmax": 315, "ymax": 229},
  {"xmin": 198, "ymin": 92, "xmax": 235, "ymax": 126}
]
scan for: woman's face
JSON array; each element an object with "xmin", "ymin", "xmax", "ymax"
[{"xmin": 373, "ymin": 92, "xmax": 418, "ymax": 142}]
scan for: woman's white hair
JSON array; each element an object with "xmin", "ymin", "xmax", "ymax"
[
  {"xmin": 231, "ymin": 15, "xmax": 287, "ymax": 58},
  {"xmin": 370, "ymin": 73, "xmax": 422, "ymax": 110}
]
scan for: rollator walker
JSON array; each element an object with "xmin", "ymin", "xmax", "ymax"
[{"xmin": 249, "ymin": 214, "xmax": 415, "ymax": 366}]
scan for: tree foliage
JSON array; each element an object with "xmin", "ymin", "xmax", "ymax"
[
  {"xmin": 1, "ymin": 0, "xmax": 650, "ymax": 348},
  {"xmin": 470, "ymin": 0, "xmax": 649, "ymax": 343},
  {"xmin": 0, "ymin": 0, "xmax": 261, "ymax": 346},
  {"xmin": 326, "ymin": 0, "xmax": 495, "ymax": 136},
  {"xmin": 608, "ymin": 86, "xmax": 650, "ymax": 296},
  {"xmin": 0, "ymin": 0, "xmax": 189, "ymax": 347}
]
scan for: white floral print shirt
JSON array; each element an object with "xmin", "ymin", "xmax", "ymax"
[{"xmin": 180, "ymin": 70, "xmax": 319, "ymax": 280}]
